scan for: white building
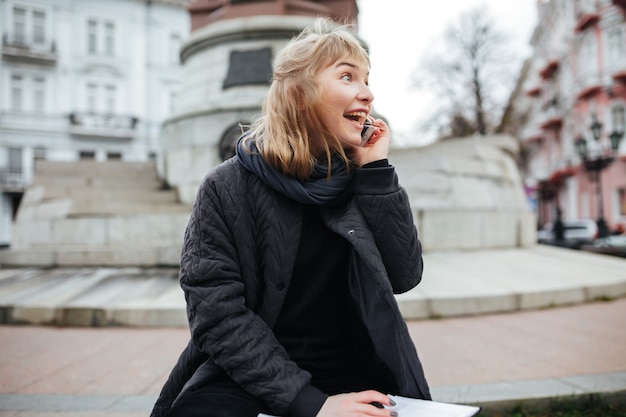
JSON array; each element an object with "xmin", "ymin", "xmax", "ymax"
[
  {"xmin": 517, "ymin": 0, "xmax": 626, "ymax": 236},
  {"xmin": 0, "ymin": 0, "xmax": 190, "ymax": 246}
]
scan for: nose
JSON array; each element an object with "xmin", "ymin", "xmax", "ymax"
[{"xmin": 358, "ymin": 84, "xmax": 374, "ymax": 103}]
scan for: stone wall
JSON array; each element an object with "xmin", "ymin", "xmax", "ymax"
[{"xmin": 391, "ymin": 134, "xmax": 536, "ymax": 250}]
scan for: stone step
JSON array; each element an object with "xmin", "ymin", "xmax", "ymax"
[
  {"xmin": 68, "ymin": 202, "xmax": 191, "ymax": 216},
  {"xmin": 10, "ymin": 210, "xmax": 190, "ymax": 249},
  {"xmin": 32, "ymin": 176, "xmax": 164, "ymax": 187},
  {"xmin": 0, "ymin": 246, "xmax": 183, "ymax": 267},
  {"xmin": 34, "ymin": 160, "xmax": 159, "ymax": 176},
  {"xmin": 43, "ymin": 189, "xmax": 180, "ymax": 204},
  {"xmin": 0, "ymin": 267, "xmax": 187, "ymax": 327}
]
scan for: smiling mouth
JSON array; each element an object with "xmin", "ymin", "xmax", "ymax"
[{"xmin": 343, "ymin": 111, "xmax": 367, "ymax": 125}]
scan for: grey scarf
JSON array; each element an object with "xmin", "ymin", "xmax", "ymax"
[{"xmin": 236, "ymin": 136, "xmax": 355, "ymax": 206}]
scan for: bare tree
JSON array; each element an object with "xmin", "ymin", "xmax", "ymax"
[{"xmin": 412, "ymin": 6, "xmax": 515, "ymax": 140}]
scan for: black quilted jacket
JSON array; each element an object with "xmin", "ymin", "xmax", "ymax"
[{"xmin": 150, "ymin": 157, "xmax": 431, "ymax": 417}]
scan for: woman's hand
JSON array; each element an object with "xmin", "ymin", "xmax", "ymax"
[
  {"xmin": 316, "ymin": 390, "xmax": 397, "ymax": 417},
  {"xmin": 351, "ymin": 118, "xmax": 391, "ymax": 167}
]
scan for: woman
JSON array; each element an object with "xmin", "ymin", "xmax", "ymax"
[{"xmin": 151, "ymin": 17, "xmax": 431, "ymax": 417}]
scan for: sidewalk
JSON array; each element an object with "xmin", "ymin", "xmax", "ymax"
[
  {"xmin": 1, "ymin": 299, "xmax": 625, "ymax": 416},
  {"xmin": 0, "ymin": 245, "xmax": 625, "ymax": 415}
]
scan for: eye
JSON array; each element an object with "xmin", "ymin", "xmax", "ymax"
[{"xmin": 341, "ymin": 73, "xmax": 352, "ymax": 82}]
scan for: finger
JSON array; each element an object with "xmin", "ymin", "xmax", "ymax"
[
  {"xmin": 355, "ymin": 402, "xmax": 396, "ymax": 417},
  {"xmin": 371, "ymin": 118, "xmax": 389, "ymax": 130},
  {"xmin": 354, "ymin": 390, "xmax": 394, "ymax": 407}
]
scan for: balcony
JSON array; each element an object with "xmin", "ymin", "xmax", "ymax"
[
  {"xmin": 0, "ymin": 168, "xmax": 26, "ymax": 193},
  {"xmin": 526, "ymin": 86, "xmax": 542, "ymax": 97},
  {"xmin": 605, "ymin": 55, "xmax": 626, "ymax": 83},
  {"xmin": 576, "ymin": 70, "xmax": 603, "ymax": 101},
  {"xmin": 548, "ymin": 165, "xmax": 578, "ymax": 185},
  {"xmin": 2, "ymin": 34, "xmax": 57, "ymax": 65},
  {"xmin": 539, "ymin": 108, "xmax": 563, "ymax": 131},
  {"xmin": 69, "ymin": 112, "xmax": 138, "ymax": 140},
  {"xmin": 574, "ymin": 11, "xmax": 600, "ymax": 33},
  {"xmin": 539, "ymin": 59, "xmax": 559, "ymax": 80},
  {"xmin": 538, "ymin": 96, "xmax": 562, "ymax": 131}
]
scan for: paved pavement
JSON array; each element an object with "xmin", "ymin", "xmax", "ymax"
[{"xmin": 0, "ymin": 244, "xmax": 625, "ymax": 415}]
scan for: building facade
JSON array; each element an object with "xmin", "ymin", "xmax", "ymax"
[
  {"xmin": 519, "ymin": 0, "xmax": 626, "ymax": 236},
  {"xmin": 0, "ymin": 0, "xmax": 190, "ymax": 245}
]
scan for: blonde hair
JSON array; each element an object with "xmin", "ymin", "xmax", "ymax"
[{"xmin": 243, "ymin": 17, "xmax": 370, "ymax": 180}]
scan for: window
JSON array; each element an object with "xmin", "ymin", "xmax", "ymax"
[
  {"xmin": 33, "ymin": 147, "xmax": 47, "ymax": 160},
  {"xmin": 581, "ymin": 0, "xmax": 595, "ymax": 13},
  {"xmin": 619, "ymin": 189, "xmax": 626, "ymax": 217},
  {"xmin": 169, "ymin": 91, "xmax": 177, "ymax": 114},
  {"xmin": 87, "ymin": 18, "xmax": 116, "ymax": 56},
  {"xmin": 32, "ymin": 10, "xmax": 46, "ymax": 45},
  {"xmin": 8, "ymin": 148, "xmax": 23, "ymax": 174},
  {"xmin": 33, "ymin": 77, "xmax": 46, "ymax": 112},
  {"xmin": 87, "ymin": 83, "xmax": 98, "ymax": 112},
  {"xmin": 88, "ymin": 19, "xmax": 98, "ymax": 54},
  {"xmin": 170, "ymin": 32, "xmax": 182, "ymax": 64},
  {"xmin": 11, "ymin": 75, "xmax": 24, "ymax": 111},
  {"xmin": 107, "ymin": 152, "xmax": 122, "ymax": 160},
  {"xmin": 79, "ymin": 151, "xmax": 96, "ymax": 160},
  {"xmin": 582, "ymin": 33, "xmax": 596, "ymax": 73},
  {"xmin": 612, "ymin": 106, "xmax": 625, "ymax": 134},
  {"xmin": 104, "ymin": 21, "xmax": 115, "ymax": 55},
  {"xmin": 607, "ymin": 28, "xmax": 624, "ymax": 66},
  {"xmin": 105, "ymin": 85, "xmax": 116, "ymax": 113},
  {"xmin": 85, "ymin": 81, "xmax": 118, "ymax": 114},
  {"xmin": 10, "ymin": 74, "xmax": 47, "ymax": 112},
  {"xmin": 12, "ymin": 6, "xmax": 47, "ymax": 46},
  {"xmin": 13, "ymin": 7, "xmax": 27, "ymax": 44}
]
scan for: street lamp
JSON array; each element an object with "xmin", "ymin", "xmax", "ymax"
[{"xmin": 575, "ymin": 116, "xmax": 624, "ymax": 238}]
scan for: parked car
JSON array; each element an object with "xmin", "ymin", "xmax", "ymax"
[
  {"xmin": 537, "ymin": 219, "xmax": 598, "ymax": 249},
  {"xmin": 581, "ymin": 235, "xmax": 626, "ymax": 258}
]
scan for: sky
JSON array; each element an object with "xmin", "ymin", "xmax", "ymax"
[{"xmin": 356, "ymin": 0, "xmax": 538, "ymax": 146}]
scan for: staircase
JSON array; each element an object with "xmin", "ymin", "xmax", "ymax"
[{"xmin": 0, "ymin": 160, "xmax": 192, "ymax": 267}]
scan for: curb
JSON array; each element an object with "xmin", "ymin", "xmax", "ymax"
[{"xmin": 1, "ymin": 372, "xmax": 624, "ymax": 414}]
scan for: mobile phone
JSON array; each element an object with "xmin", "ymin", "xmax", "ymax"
[{"xmin": 360, "ymin": 120, "xmax": 375, "ymax": 146}]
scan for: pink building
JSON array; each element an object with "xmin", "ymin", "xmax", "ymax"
[{"xmin": 520, "ymin": 0, "xmax": 626, "ymax": 237}]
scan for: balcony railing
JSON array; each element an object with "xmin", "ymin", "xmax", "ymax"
[
  {"xmin": 576, "ymin": 70, "xmax": 603, "ymax": 101},
  {"xmin": 574, "ymin": 11, "xmax": 600, "ymax": 33},
  {"xmin": 2, "ymin": 34, "xmax": 57, "ymax": 65},
  {"xmin": 0, "ymin": 168, "xmax": 26, "ymax": 192},
  {"xmin": 68, "ymin": 112, "xmax": 138, "ymax": 140},
  {"xmin": 539, "ymin": 59, "xmax": 559, "ymax": 80},
  {"xmin": 539, "ymin": 106, "xmax": 564, "ymax": 131}
]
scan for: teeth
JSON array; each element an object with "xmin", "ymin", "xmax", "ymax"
[
  {"xmin": 344, "ymin": 111, "xmax": 367, "ymax": 118},
  {"xmin": 344, "ymin": 111, "xmax": 367, "ymax": 123}
]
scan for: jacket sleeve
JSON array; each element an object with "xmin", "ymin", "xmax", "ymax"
[
  {"xmin": 179, "ymin": 174, "xmax": 325, "ymax": 416},
  {"xmin": 354, "ymin": 162, "xmax": 424, "ymax": 294}
]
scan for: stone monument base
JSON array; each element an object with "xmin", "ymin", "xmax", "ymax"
[{"xmin": 390, "ymin": 134, "xmax": 536, "ymax": 250}]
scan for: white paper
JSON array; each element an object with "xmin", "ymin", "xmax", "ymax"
[
  {"xmin": 258, "ymin": 394, "xmax": 480, "ymax": 417},
  {"xmin": 388, "ymin": 395, "xmax": 480, "ymax": 417}
]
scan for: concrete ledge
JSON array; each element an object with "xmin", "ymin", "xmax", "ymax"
[
  {"xmin": 395, "ymin": 245, "xmax": 626, "ymax": 320},
  {"xmin": 1, "ymin": 246, "xmax": 625, "ymax": 327},
  {"xmin": 0, "ymin": 246, "xmax": 183, "ymax": 267},
  {"xmin": 1, "ymin": 372, "xmax": 624, "ymax": 414},
  {"xmin": 432, "ymin": 372, "xmax": 626, "ymax": 415}
]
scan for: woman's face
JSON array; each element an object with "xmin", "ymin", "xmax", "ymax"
[{"xmin": 317, "ymin": 56, "xmax": 373, "ymax": 148}]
